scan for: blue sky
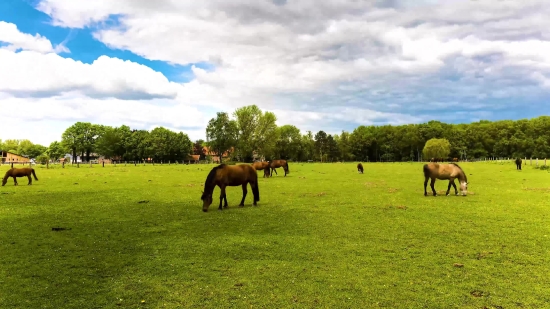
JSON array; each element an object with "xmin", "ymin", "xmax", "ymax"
[
  {"xmin": 0, "ymin": 0, "xmax": 212, "ymax": 83},
  {"xmin": 0, "ymin": 0, "xmax": 549, "ymax": 146}
]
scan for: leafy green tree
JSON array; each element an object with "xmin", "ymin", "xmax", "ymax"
[
  {"xmin": 275, "ymin": 125, "xmax": 302, "ymax": 160},
  {"xmin": 233, "ymin": 105, "xmax": 278, "ymax": 161},
  {"xmin": 205, "ymin": 112, "xmax": 238, "ymax": 162},
  {"xmin": 326, "ymin": 134, "xmax": 339, "ymax": 162},
  {"xmin": 126, "ymin": 130, "xmax": 151, "ymax": 161},
  {"xmin": 423, "ymin": 138, "xmax": 451, "ymax": 160},
  {"xmin": 47, "ymin": 141, "xmax": 66, "ymax": 162},
  {"xmin": 3, "ymin": 139, "xmax": 20, "ymax": 154},
  {"xmin": 314, "ymin": 130, "xmax": 328, "ymax": 162}
]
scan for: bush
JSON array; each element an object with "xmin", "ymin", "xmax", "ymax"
[{"xmin": 36, "ymin": 154, "xmax": 50, "ymax": 165}]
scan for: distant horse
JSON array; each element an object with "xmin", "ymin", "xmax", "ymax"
[
  {"xmin": 252, "ymin": 161, "xmax": 271, "ymax": 178},
  {"xmin": 2, "ymin": 167, "xmax": 38, "ymax": 186},
  {"xmin": 357, "ymin": 163, "xmax": 364, "ymax": 174},
  {"xmin": 515, "ymin": 158, "xmax": 522, "ymax": 170},
  {"xmin": 201, "ymin": 164, "xmax": 259, "ymax": 212},
  {"xmin": 452, "ymin": 158, "xmax": 459, "ymax": 162},
  {"xmin": 423, "ymin": 163, "xmax": 468, "ymax": 196},
  {"xmin": 269, "ymin": 159, "xmax": 290, "ymax": 177}
]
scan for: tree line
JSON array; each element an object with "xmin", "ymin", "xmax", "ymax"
[{"xmin": 2, "ymin": 106, "xmax": 549, "ymax": 164}]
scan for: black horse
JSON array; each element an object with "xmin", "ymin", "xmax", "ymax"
[{"xmin": 515, "ymin": 158, "xmax": 522, "ymax": 170}]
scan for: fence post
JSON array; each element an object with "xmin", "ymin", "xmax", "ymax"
[
  {"xmin": 90, "ymin": 161, "xmax": 92, "ymax": 168},
  {"xmin": 47, "ymin": 161, "xmax": 49, "ymax": 169},
  {"xmin": 77, "ymin": 162, "xmax": 80, "ymax": 168},
  {"xmin": 62, "ymin": 161, "xmax": 65, "ymax": 168},
  {"xmin": 530, "ymin": 157, "xmax": 532, "ymax": 165},
  {"xmin": 536, "ymin": 158, "xmax": 539, "ymax": 166}
]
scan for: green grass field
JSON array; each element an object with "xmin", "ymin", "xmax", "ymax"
[{"xmin": 1, "ymin": 162, "xmax": 549, "ymax": 308}]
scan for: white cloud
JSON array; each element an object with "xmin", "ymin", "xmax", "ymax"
[
  {"xmin": 0, "ymin": 21, "xmax": 68, "ymax": 53},
  {"xmin": 0, "ymin": 49, "xmax": 180, "ymax": 100},
  {"xmin": 2, "ymin": 0, "xmax": 550, "ymax": 145}
]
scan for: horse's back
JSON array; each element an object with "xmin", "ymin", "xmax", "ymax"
[{"xmin": 224, "ymin": 164, "xmax": 257, "ymax": 184}]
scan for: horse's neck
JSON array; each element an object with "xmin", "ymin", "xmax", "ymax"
[{"xmin": 456, "ymin": 172, "xmax": 466, "ymax": 182}]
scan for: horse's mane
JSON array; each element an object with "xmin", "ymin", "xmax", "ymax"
[
  {"xmin": 450, "ymin": 163, "xmax": 467, "ymax": 181},
  {"xmin": 202, "ymin": 164, "xmax": 226, "ymax": 198}
]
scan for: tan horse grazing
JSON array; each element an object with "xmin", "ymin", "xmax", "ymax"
[
  {"xmin": 357, "ymin": 163, "xmax": 364, "ymax": 174},
  {"xmin": 515, "ymin": 158, "xmax": 522, "ymax": 170},
  {"xmin": 201, "ymin": 164, "xmax": 260, "ymax": 212},
  {"xmin": 252, "ymin": 161, "xmax": 271, "ymax": 178},
  {"xmin": 2, "ymin": 167, "xmax": 38, "ymax": 186},
  {"xmin": 269, "ymin": 159, "xmax": 289, "ymax": 177},
  {"xmin": 423, "ymin": 163, "xmax": 468, "ymax": 196}
]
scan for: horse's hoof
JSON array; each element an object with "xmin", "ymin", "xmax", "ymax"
[
  {"xmin": 238, "ymin": 204, "xmax": 244, "ymax": 207},
  {"xmin": 203, "ymin": 209, "xmax": 208, "ymax": 212},
  {"xmin": 446, "ymin": 193, "xmax": 449, "ymax": 196}
]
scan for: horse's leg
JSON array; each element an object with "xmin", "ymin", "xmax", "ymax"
[
  {"xmin": 424, "ymin": 176, "xmax": 429, "ymax": 196},
  {"xmin": 451, "ymin": 181, "xmax": 458, "ymax": 195},
  {"xmin": 272, "ymin": 168, "xmax": 278, "ymax": 176},
  {"xmin": 239, "ymin": 183, "xmax": 247, "ymax": 207},
  {"xmin": 13, "ymin": 176, "xmax": 18, "ymax": 186},
  {"xmin": 27, "ymin": 175, "xmax": 32, "ymax": 185},
  {"xmin": 446, "ymin": 178, "xmax": 454, "ymax": 196},
  {"xmin": 430, "ymin": 178, "xmax": 437, "ymax": 196},
  {"xmin": 218, "ymin": 185, "xmax": 226, "ymax": 210}
]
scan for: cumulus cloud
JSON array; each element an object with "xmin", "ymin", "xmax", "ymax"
[
  {"xmin": 0, "ymin": 21, "xmax": 68, "ymax": 53},
  {"xmin": 3, "ymin": 0, "xmax": 550, "ymax": 144},
  {"xmin": 0, "ymin": 49, "xmax": 181, "ymax": 100}
]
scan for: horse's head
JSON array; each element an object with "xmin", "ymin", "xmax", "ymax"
[
  {"xmin": 460, "ymin": 181, "xmax": 468, "ymax": 196},
  {"xmin": 201, "ymin": 190, "xmax": 213, "ymax": 212}
]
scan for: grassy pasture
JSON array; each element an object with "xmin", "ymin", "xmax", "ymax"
[{"xmin": 0, "ymin": 162, "xmax": 549, "ymax": 308}]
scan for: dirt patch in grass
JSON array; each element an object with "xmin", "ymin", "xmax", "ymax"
[
  {"xmin": 524, "ymin": 187, "xmax": 550, "ymax": 192},
  {"xmin": 300, "ymin": 192, "xmax": 326, "ymax": 198}
]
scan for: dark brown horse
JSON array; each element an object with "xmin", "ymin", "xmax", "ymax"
[
  {"xmin": 515, "ymin": 158, "xmax": 522, "ymax": 170},
  {"xmin": 423, "ymin": 163, "xmax": 468, "ymax": 196},
  {"xmin": 2, "ymin": 167, "xmax": 38, "ymax": 186},
  {"xmin": 269, "ymin": 159, "xmax": 289, "ymax": 177},
  {"xmin": 357, "ymin": 163, "xmax": 364, "ymax": 174},
  {"xmin": 201, "ymin": 164, "xmax": 260, "ymax": 212},
  {"xmin": 252, "ymin": 161, "xmax": 271, "ymax": 178}
]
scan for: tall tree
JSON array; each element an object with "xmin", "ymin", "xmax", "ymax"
[
  {"xmin": 205, "ymin": 112, "xmax": 238, "ymax": 163},
  {"xmin": 47, "ymin": 141, "xmax": 66, "ymax": 162},
  {"xmin": 3, "ymin": 139, "xmax": 20, "ymax": 153},
  {"xmin": 275, "ymin": 125, "xmax": 302, "ymax": 160},
  {"xmin": 314, "ymin": 130, "xmax": 328, "ymax": 162},
  {"xmin": 233, "ymin": 105, "xmax": 278, "ymax": 161}
]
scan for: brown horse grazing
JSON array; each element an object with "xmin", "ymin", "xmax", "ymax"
[
  {"xmin": 452, "ymin": 158, "xmax": 459, "ymax": 162},
  {"xmin": 515, "ymin": 158, "xmax": 522, "ymax": 170},
  {"xmin": 423, "ymin": 163, "xmax": 468, "ymax": 196},
  {"xmin": 269, "ymin": 159, "xmax": 289, "ymax": 177},
  {"xmin": 252, "ymin": 161, "xmax": 271, "ymax": 178},
  {"xmin": 357, "ymin": 163, "xmax": 364, "ymax": 174},
  {"xmin": 201, "ymin": 164, "xmax": 260, "ymax": 212},
  {"xmin": 2, "ymin": 167, "xmax": 38, "ymax": 186}
]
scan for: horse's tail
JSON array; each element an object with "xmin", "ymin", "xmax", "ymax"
[
  {"xmin": 252, "ymin": 179, "xmax": 260, "ymax": 202},
  {"xmin": 31, "ymin": 169, "xmax": 38, "ymax": 180},
  {"xmin": 423, "ymin": 164, "xmax": 430, "ymax": 178}
]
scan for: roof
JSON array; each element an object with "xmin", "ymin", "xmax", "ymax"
[{"xmin": 0, "ymin": 150, "xmax": 28, "ymax": 157}]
